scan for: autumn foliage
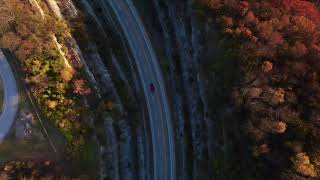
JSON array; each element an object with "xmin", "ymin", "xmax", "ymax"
[
  {"xmin": 0, "ymin": 160, "xmax": 89, "ymax": 179},
  {"xmin": 199, "ymin": 0, "xmax": 320, "ymax": 179},
  {"xmin": 0, "ymin": 1, "xmax": 92, "ymax": 152},
  {"xmin": 73, "ymin": 79, "xmax": 92, "ymax": 95}
]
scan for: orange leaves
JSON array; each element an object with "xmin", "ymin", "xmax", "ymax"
[
  {"xmin": 221, "ymin": 16, "xmax": 233, "ymax": 28},
  {"xmin": 239, "ymin": 1, "xmax": 250, "ymax": 15},
  {"xmin": 292, "ymin": 15, "xmax": 317, "ymax": 33},
  {"xmin": 46, "ymin": 100, "xmax": 58, "ymax": 109},
  {"xmin": 200, "ymin": 0, "xmax": 320, "ymax": 177},
  {"xmin": 256, "ymin": 21, "xmax": 273, "ymax": 39},
  {"xmin": 290, "ymin": 15, "xmax": 318, "ymax": 44},
  {"xmin": 247, "ymin": 87, "xmax": 263, "ymax": 99},
  {"xmin": 0, "ymin": 32, "xmax": 21, "ymax": 50},
  {"xmin": 269, "ymin": 32, "xmax": 284, "ymax": 46},
  {"xmin": 271, "ymin": 121, "xmax": 287, "ymax": 134},
  {"xmin": 242, "ymin": 27, "xmax": 253, "ymax": 38},
  {"xmin": 245, "ymin": 11, "xmax": 256, "ymax": 24},
  {"xmin": 60, "ymin": 66, "xmax": 74, "ymax": 82},
  {"xmin": 218, "ymin": 0, "xmax": 320, "ymax": 59},
  {"xmin": 279, "ymin": 15, "xmax": 290, "ymax": 28},
  {"xmin": 280, "ymin": 0, "xmax": 320, "ymax": 24},
  {"xmin": 254, "ymin": 85, "xmax": 286, "ymax": 106},
  {"xmin": 72, "ymin": 79, "xmax": 91, "ymax": 96},
  {"xmin": 290, "ymin": 41, "xmax": 307, "ymax": 58},
  {"xmin": 267, "ymin": 87, "xmax": 285, "ymax": 106},
  {"xmin": 292, "ymin": 153, "xmax": 317, "ymax": 177},
  {"xmin": 259, "ymin": 119, "xmax": 287, "ymax": 135},
  {"xmin": 256, "ymin": 21, "xmax": 284, "ymax": 46},
  {"xmin": 261, "ymin": 61, "xmax": 273, "ymax": 72}
]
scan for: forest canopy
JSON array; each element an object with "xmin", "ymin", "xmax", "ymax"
[{"xmin": 198, "ymin": 0, "xmax": 320, "ymax": 179}]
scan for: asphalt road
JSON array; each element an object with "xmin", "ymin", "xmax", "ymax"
[
  {"xmin": 0, "ymin": 50, "xmax": 18, "ymax": 140},
  {"xmin": 106, "ymin": 0, "xmax": 176, "ymax": 179}
]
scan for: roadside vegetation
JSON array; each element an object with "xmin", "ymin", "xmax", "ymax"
[
  {"xmin": 0, "ymin": 0, "xmax": 92, "ymax": 153},
  {"xmin": 0, "ymin": 160, "xmax": 89, "ymax": 179},
  {"xmin": 198, "ymin": 0, "xmax": 320, "ymax": 179}
]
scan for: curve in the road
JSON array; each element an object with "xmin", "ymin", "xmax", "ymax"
[
  {"xmin": 106, "ymin": 0, "xmax": 176, "ymax": 180},
  {"xmin": 0, "ymin": 50, "xmax": 19, "ymax": 141}
]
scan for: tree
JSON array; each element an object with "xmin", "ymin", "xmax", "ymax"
[
  {"xmin": 46, "ymin": 100, "xmax": 58, "ymax": 109},
  {"xmin": 292, "ymin": 153, "xmax": 317, "ymax": 177},
  {"xmin": 198, "ymin": 0, "xmax": 320, "ymax": 178},
  {"xmin": 0, "ymin": 7, "xmax": 15, "ymax": 33},
  {"xmin": 0, "ymin": 32, "xmax": 21, "ymax": 50},
  {"xmin": 60, "ymin": 66, "xmax": 74, "ymax": 82},
  {"xmin": 72, "ymin": 79, "xmax": 91, "ymax": 95}
]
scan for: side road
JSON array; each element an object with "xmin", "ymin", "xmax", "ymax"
[{"xmin": 0, "ymin": 50, "xmax": 18, "ymax": 141}]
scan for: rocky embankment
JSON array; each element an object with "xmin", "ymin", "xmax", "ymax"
[
  {"xmin": 147, "ymin": 1, "xmax": 212, "ymax": 179},
  {"xmin": 56, "ymin": 0, "xmax": 150, "ymax": 179}
]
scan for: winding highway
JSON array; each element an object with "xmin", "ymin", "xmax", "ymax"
[
  {"xmin": 106, "ymin": 0, "xmax": 176, "ymax": 180},
  {"xmin": 0, "ymin": 50, "xmax": 18, "ymax": 141}
]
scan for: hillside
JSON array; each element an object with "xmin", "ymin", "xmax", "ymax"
[{"xmin": 0, "ymin": 0, "xmax": 319, "ymax": 179}]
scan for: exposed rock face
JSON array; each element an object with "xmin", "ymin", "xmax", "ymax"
[
  {"xmin": 58, "ymin": 0, "xmax": 78, "ymax": 18},
  {"xmin": 45, "ymin": 0, "xmax": 62, "ymax": 18},
  {"xmin": 147, "ymin": 0, "xmax": 212, "ymax": 179},
  {"xmin": 103, "ymin": 116, "xmax": 120, "ymax": 180},
  {"xmin": 29, "ymin": 0, "xmax": 45, "ymax": 18},
  {"xmin": 46, "ymin": 0, "xmax": 78, "ymax": 19}
]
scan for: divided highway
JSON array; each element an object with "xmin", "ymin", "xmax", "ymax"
[
  {"xmin": 106, "ymin": 0, "xmax": 176, "ymax": 180},
  {"xmin": 0, "ymin": 50, "xmax": 18, "ymax": 140}
]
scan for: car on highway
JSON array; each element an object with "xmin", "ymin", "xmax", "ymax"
[{"xmin": 149, "ymin": 83, "xmax": 155, "ymax": 93}]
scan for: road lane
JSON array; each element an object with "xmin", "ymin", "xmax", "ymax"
[
  {"xmin": 106, "ymin": 0, "xmax": 176, "ymax": 180},
  {"xmin": 0, "ymin": 50, "xmax": 18, "ymax": 140}
]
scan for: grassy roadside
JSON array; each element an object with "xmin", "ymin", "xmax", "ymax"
[
  {"xmin": 2, "ymin": 48, "xmax": 99, "ymax": 178},
  {"xmin": 0, "ymin": 50, "xmax": 64, "ymax": 165}
]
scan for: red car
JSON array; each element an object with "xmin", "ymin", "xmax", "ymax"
[{"xmin": 149, "ymin": 83, "xmax": 155, "ymax": 93}]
